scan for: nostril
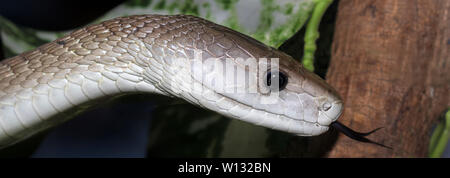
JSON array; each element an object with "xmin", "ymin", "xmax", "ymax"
[{"xmin": 322, "ymin": 102, "xmax": 332, "ymax": 111}]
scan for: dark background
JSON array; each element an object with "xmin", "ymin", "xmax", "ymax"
[
  {"xmin": 0, "ymin": 0, "xmax": 125, "ymax": 60},
  {"xmin": 0, "ymin": 0, "xmax": 125, "ymax": 30}
]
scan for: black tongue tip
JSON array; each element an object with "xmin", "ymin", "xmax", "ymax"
[{"xmin": 331, "ymin": 121, "xmax": 392, "ymax": 150}]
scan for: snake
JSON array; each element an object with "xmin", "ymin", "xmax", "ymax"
[{"xmin": 0, "ymin": 14, "xmax": 388, "ymax": 150}]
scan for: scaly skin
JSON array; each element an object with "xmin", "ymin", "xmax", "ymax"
[{"xmin": 0, "ymin": 15, "xmax": 343, "ymax": 149}]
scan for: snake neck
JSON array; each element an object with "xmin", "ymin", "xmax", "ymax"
[
  {"xmin": 0, "ymin": 15, "xmax": 192, "ymax": 147},
  {"xmin": 0, "ymin": 48, "xmax": 165, "ymax": 146}
]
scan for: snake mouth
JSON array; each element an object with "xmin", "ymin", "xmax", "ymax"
[
  {"xmin": 180, "ymin": 79, "xmax": 330, "ymax": 136},
  {"xmin": 208, "ymin": 93, "xmax": 329, "ymax": 136}
]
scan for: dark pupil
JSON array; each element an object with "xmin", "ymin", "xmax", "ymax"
[{"xmin": 266, "ymin": 71, "xmax": 288, "ymax": 91}]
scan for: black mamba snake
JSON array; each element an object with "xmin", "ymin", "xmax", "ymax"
[{"xmin": 0, "ymin": 14, "xmax": 389, "ymax": 150}]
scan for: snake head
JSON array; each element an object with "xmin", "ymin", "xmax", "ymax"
[
  {"xmin": 173, "ymin": 18, "xmax": 345, "ymax": 137},
  {"xmin": 269, "ymin": 51, "xmax": 344, "ymax": 136},
  {"xmin": 133, "ymin": 15, "xmax": 345, "ymax": 137}
]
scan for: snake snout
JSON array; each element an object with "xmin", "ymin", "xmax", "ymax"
[{"xmin": 318, "ymin": 101, "xmax": 343, "ymax": 126}]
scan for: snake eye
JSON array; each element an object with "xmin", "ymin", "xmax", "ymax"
[{"xmin": 266, "ymin": 71, "xmax": 288, "ymax": 91}]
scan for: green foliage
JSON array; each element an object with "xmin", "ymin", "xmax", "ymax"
[
  {"xmin": 429, "ymin": 108, "xmax": 450, "ymax": 158},
  {"xmin": 302, "ymin": 0, "xmax": 333, "ymax": 72},
  {"xmin": 125, "ymin": 0, "xmax": 153, "ymax": 7}
]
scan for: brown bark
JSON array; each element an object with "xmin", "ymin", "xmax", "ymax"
[{"xmin": 325, "ymin": 0, "xmax": 450, "ymax": 157}]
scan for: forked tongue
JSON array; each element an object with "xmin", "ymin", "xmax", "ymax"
[{"xmin": 331, "ymin": 121, "xmax": 392, "ymax": 149}]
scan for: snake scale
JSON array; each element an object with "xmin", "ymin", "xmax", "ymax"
[{"xmin": 0, "ymin": 14, "xmax": 386, "ymax": 150}]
